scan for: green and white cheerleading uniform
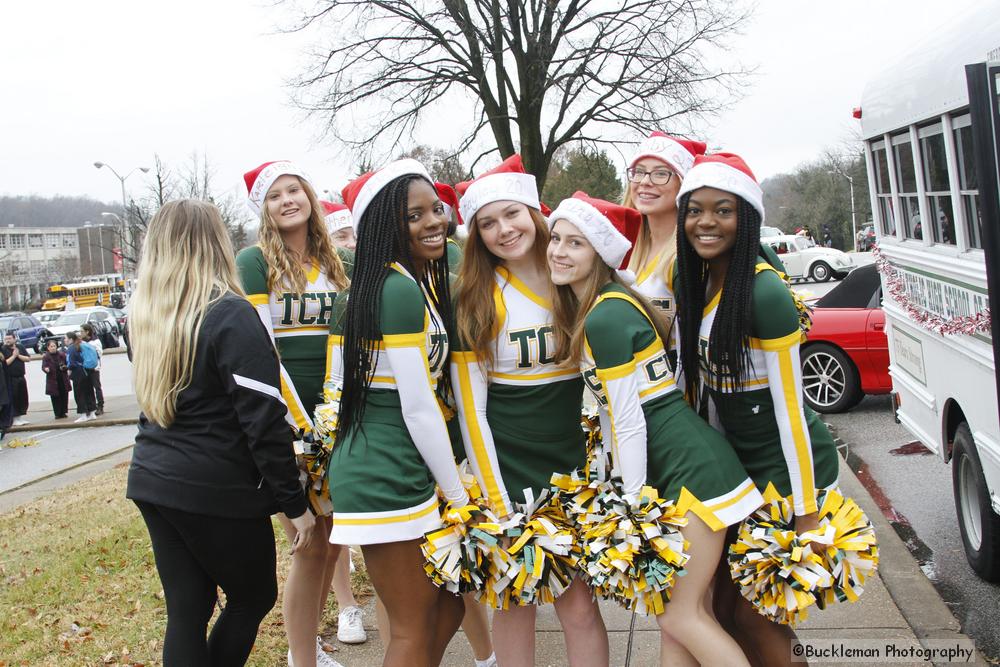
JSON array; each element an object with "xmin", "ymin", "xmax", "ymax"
[
  {"xmin": 236, "ymin": 245, "xmax": 352, "ymax": 431},
  {"xmin": 325, "ymin": 263, "xmax": 468, "ymax": 544},
  {"xmin": 580, "ymin": 284, "xmax": 762, "ymax": 530},
  {"xmin": 451, "ymin": 267, "xmax": 586, "ymax": 518},
  {"xmin": 633, "ymin": 245, "xmax": 675, "ymax": 328},
  {"xmin": 687, "ymin": 262, "xmax": 840, "ymax": 516}
]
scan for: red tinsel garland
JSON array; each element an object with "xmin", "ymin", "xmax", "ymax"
[{"xmin": 871, "ymin": 245, "xmax": 991, "ymax": 337}]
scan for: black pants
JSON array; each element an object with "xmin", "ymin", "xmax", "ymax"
[
  {"xmin": 50, "ymin": 383, "xmax": 69, "ymax": 418},
  {"xmin": 134, "ymin": 501, "xmax": 278, "ymax": 667},
  {"xmin": 90, "ymin": 369, "xmax": 104, "ymax": 409},
  {"xmin": 71, "ymin": 370, "xmax": 96, "ymax": 414},
  {"xmin": 9, "ymin": 376, "xmax": 27, "ymax": 416}
]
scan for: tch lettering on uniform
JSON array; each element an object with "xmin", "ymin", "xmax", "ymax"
[{"xmin": 507, "ymin": 325, "xmax": 556, "ymax": 369}]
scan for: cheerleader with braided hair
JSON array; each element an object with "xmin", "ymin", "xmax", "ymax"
[
  {"xmin": 672, "ymin": 153, "xmax": 840, "ymax": 666},
  {"xmin": 325, "ymin": 160, "xmax": 468, "ymax": 667}
]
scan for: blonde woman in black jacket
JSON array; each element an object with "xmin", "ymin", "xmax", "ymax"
[{"xmin": 126, "ymin": 199, "xmax": 314, "ymax": 667}]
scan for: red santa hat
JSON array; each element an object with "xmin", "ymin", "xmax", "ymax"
[
  {"xmin": 676, "ymin": 152, "xmax": 765, "ymax": 222},
  {"xmin": 320, "ymin": 200, "xmax": 352, "ymax": 233},
  {"xmin": 548, "ymin": 192, "xmax": 642, "ymax": 269},
  {"xmin": 435, "ymin": 182, "xmax": 463, "ymax": 226},
  {"xmin": 341, "ymin": 158, "xmax": 431, "ymax": 230},
  {"xmin": 629, "ymin": 132, "xmax": 707, "ymax": 177},
  {"xmin": 243, "ymin": 160, "xmax": 310, "ymax": 217},
  {"xmin": 457, "ymin": 154, "xmax": 541, "ymax": 224}
]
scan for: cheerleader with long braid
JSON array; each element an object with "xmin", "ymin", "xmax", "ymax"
[
  {"xmin": 623, "ymin": 132, "xmax": 706, "ymax": 326},
  {"xmin": 672, "ymin": 153, "xmax": 840, "ymax": 667},
  {"xmin": 548, "ymin": 192, "xmax": 763, "ymax": 667},
  {"xmin": 325, "ymin": 159, "xmax": 469, "ymax": 667},
  {"xmin": 237, "ymin": 162, "xmax": 354, "ymax": 667},
  {"xmin": 450, "ymin": 155, "xmax": 608, "ymax": 667}
]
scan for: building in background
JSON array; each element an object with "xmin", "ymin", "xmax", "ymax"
[{"xmin": 0, "ymin": 223, "xmax": 117, "ymax": 308}]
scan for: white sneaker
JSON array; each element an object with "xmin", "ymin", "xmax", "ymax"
[
  {"xmin": 86, "ymin": 413, "xmax": 98, "ymax": 422},
  {"xmin": 316, "ymin": 638, "xmax": 345, "ymax": 667},
  {"xmin": 337, "ymin": 605, "xmax": 367, "ymax": 644},
  {"xmin": 74, "ymin": 415, "xmax": 89, "ymax": 423},
  {"xmin": 12, "ymin": 418, "xmax": 27, "ymax": 426}
]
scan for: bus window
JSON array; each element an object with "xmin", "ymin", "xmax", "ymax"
[
  {"xmin": 872, "ymin": 142, "xmax": 896, "ymax": 236},
  {"xmin": 919, "ymin": 127, "xmax": 956, "ymax": 245},
  {"xmin": 892, "ymin": 133, "xmax": 922, "ymax": 240},
  {"xmin": 953, "ymin": 115, "xmax": 981, "ymax": 249}
]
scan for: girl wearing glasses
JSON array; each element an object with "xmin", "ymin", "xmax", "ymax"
[{"xmin": 623, "ymin": 133, "xmax": 706, "ymax": 331}]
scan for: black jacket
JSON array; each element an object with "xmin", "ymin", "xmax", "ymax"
[{"xmin": 127, "ymin": 293, "xmax": 307, "ymax": 519}]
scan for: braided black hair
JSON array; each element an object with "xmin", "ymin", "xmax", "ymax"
[
  {"xmin": 335, "ymin": 174, "xmax": 454, "ymax": 446},
  {"xmin": 675, "ymin": 191, "xmax": 762, "ymax": 409}
]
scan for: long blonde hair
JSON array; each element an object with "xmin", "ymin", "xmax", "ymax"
[
  {"xmin": 257, "ymin": 176, "xmax": 349, "ymax": 293},
  {"xmin": 455, "ymin": 207, "xmax": 549, "ymax": 366},
  {"xmin": 551, "ymin": 258, "xmax": 671, "ymax": 367},
  {"xmin": 131, "ymin": 199, "xmax": 245, "ymax": 427}
]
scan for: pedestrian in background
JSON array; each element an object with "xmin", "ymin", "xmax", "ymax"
[
  {"xmin": 0, "ymin": 348, "xmax": 12, "ymax": 443},
  {"xmin": 80, "ymin": 323, "xmax": 105, "ymax": 415},
  {"xmin": 41, "ymin": 339, "xmax": 71, "ymax": 419},
  {"xmin": 127, "ymin": 198, "xmax": 314, "ymax": 667},
  {"xmin": 65, "ymin": 331, "xmax": 97, "ymax": 422},
  {"xmin": 3, "ymin": 333, "xmax": 31, "ymax": 426}
]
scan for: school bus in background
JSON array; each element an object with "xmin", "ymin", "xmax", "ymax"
[
  {"xmin": 41, "ymin": 281, "xmax": 112, "ymax": 311},
  {"xmin": 859, "ymin": 6, "xmax": 1000, "ymax": 580}
]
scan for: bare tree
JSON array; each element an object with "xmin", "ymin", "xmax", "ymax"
[
  {"xmin": 289, "ymin": 0, "xmax": 752, "ymax": 189},
  {"xmin": 397, "ymin": 145, "xmax": 470, "ymax": 184}
]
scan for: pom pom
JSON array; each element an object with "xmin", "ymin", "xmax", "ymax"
[
  {"xmin": 421, "ymin": 499, "xmax": 504, "ymax": 594},
  {"xmin": 477, "ymin": 490, "xmax": 581, "ymax": 609},
  {"xmin": 728, "ymin": 487, "xmax": 879, "ymax": 625},
  {"xmin": 556, "ymin": 475, "xmax": 690, "ymax": 616}
]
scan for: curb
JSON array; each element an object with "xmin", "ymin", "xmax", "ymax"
[
  {"xmin": 0, "ymin": 443, "xmax": 134, "ymax": 508},
  {"xmin": 6, "ymin": 417, "xmax": 137, "ymax": 433}
]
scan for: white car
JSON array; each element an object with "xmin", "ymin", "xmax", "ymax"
[{"xmin": 761, "ymin": 234, "xmax": 854, "ymax": 282}]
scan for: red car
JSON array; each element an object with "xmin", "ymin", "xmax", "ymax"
[{"xmin": 800, "ymin": 264, "xmax": 892, "ymax": 413}]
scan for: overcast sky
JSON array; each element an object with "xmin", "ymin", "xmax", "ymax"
[{"xmin": 0, "ymin": 0, "xmax": 988, "ymax": 211}]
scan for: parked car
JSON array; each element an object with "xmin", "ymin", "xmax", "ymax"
[
  {"xmin": 47, "ymin": 308, "xmax": 120, "ymax": 349},
  {"xmin": 800, "ymin": 264, "xmax": 891, "ymax": 413},
  {"xmin": 760, "ymin": 225, "xmax": 784, "ymax": 238},
  {"xmin": 32, "ymin": 310, "xmax": 61, "ymax": 327},
  {"xmin": 107, "ymin": 306, "xmax": 129, "ymax": 350},
  {"xmin": 762, "ymin": 234, "xmax": 854, "ymax": 282},
  {"xmin": 0, "ymin": 312, "xmax": 52, "ymax": 354}
]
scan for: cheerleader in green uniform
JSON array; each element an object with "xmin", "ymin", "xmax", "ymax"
[
  {"xmin": 451, "ymin": 155, "xmax": 608, "ymax": 667},
  {"xmin": 672, "ymin": 153, "xmax": 840, "ymax": 666},
  {"xmin": 238, "ymin": 161, "xmax": 353, "ymax": 667},
  {"xmin": 548, "ymin": 192, "xmax": 763, "ymax": 667},
  {"xmin": 326, "ymin": 159, "xmax": 469, "ymax": 667}
]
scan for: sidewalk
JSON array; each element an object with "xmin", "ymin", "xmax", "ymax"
[
  {"xmin": 6, "ymin": 393, "xmax": 139, "ymax": 433},
  {"xmin": 329, "ymin": 455, "xmax": 983, "ymax": 666}
]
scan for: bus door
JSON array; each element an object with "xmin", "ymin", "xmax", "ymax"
[{"xmin": 966, "ymin": 60, "xmax": 1000, "ymax": 426}]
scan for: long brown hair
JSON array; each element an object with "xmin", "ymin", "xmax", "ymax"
[
  {"xmin": 455, "ymin": 206, "xmax": 549, "ymax": 367},
  {"xmin": 257, "ymin": 176, "xmax": 349, "ymax": 294},
  {"xmin": 551, "ymin": 259, "xmax": 672, "ymax": 367}
]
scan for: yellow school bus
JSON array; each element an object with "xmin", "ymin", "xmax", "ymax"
[{"xmin": 41, "ymin": 282, "xmax": 112, "ymax": 311}]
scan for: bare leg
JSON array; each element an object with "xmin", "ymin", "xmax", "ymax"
[
  {"xmin": 492, "ymin": 604, "xmax": 537, "ymax": 667},
  {"xmin": 552, "ymin": 576, "xmax": 609, "ymax": 667},
  {"xmin": 731, "ymin": 590, "xmax": 800, "ymax": 667},
  {"xmin": 375, "ymin": 595, "xmax": 390, "ymax": 641},
  {"xmin": 279, "ymin": 514, "xmax": 340, "ymax": 667},
  {"xmin": 460, "ymin": 594, "xmax": 493, "ymax": 661},
  {"xmin": 655, "ymin": 514, "xmax": 750, "ymax": 667},
  {"xmin": 331, "ymin": 548, "xmax": 359, "ymax": 608},
  {"xmin": 362, "ymin": 539, "xmax": 463, "ymax": 667}
]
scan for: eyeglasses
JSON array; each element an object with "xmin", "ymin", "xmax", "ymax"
[{"xmin": 626, "ymin": 167, "xmax": 675, "ymax": 185}]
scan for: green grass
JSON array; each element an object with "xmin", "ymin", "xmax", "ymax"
[{"xmin": 0, "ymin": 463, "xmax": 371, "ymax": 666}]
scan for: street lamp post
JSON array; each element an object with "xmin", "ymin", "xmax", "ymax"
[
  {"xmin": 93, "ymin": 162, "xmax": 149, "ymax": 277},
  {"xmin": 829, "ymin": 168, "xmax": 858, "ymax": 250}
]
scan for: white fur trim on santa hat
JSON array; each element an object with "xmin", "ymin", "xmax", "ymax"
[
  {"xmin": 459, "ymin": 173, "xmax": 540, "ymax": 224},
  {"xmin": 676, "ymin": 161, "xmax": 765, "ymax": 223},
  {"xmin": 548, "ymin": 198, "xmax": 631, "ymax": 269},
  {"xmin": 630, "ymin": 135, "xmax": 695, "ymax": 176},
  {"xmin": 325, "ymin": 209, "xmax": 353, "ymax": 233},
  {"xmin": 246, "ymin": 161, "xmax": 310, "ymax": 217},
  {"xmin": 353, "ymin": 158, "xmax": 431, "ymax": 229}
]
